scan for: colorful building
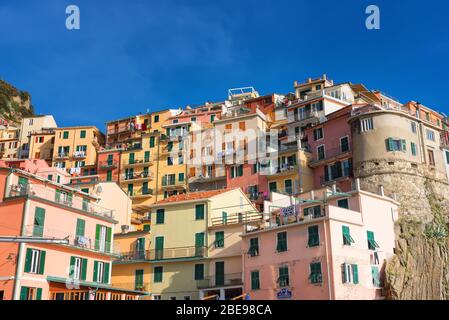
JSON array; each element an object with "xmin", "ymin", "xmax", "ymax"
[
  {"xmin": 18, "ymin": 115, "xmax": 57, "ymax": 159},
  {"xmin": 28, "ymin": 128, "xmax": 56, "ymax": 165},
  {"xmin": 0, "ymin": 124, "xmax": 19, "ymax": 159},
  {"xmin": 144, "ymin": 188, "xmax": 258, "ymax": 300},
  {"xmin": 52, "ymin": 126, "xmax": 104, "ymax": 175},
  {"xmin": 242, "ymin": 182, "xmax": 398, "ymax": 300},
  {"xmin": 0, "ymin": 167, "xmax": 142, "ymax": 300}
]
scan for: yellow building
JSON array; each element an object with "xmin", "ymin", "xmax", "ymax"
[
  {"xmin": 28, "ymin": 128, "xmax": 56, "ymax": 165},
  {"xmin": 0, "ymin": 124, "xmax": 19, "ymax": 159},
  {"xmin": 111, "ymin": 230, "xmax": 152, "ymax": 297},
  {"xmin": 147, "ymin": 188, "xmax": 259, "ymax": 300},
  {"xmin": 52, "ymin": 126, "xmax": 104, "ymax": 173}
]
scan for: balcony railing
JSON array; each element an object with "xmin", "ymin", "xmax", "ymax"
[
  {"xmin": 129, "ymin": 188, "xmax": 153, "ymax": 197},
  {"xmin": 55, "ymin": 152, "xmax": 70, "ymax": 159},
  {"xmin": 73, "ymin": 151, "xmax": 87, "ymax": 159},
  {"xmin": 115, "ymin": 250, "xmax": 148, "ymax": 262},
  {"xmin": 122, "ymin": 157, "xmax": 152, "ymax": 167},
  {"xmin": 197, "ymin": 273, "xmax": 243, "ymax": 289},
  {"xmin": 267, "ymin": 164, "xmax": 297, "ymax": 176},
  {"xmin": 99, "ymin": 160, "xmax": 118, "ymax": 169},
  {"xmin": 147, "ymin": 246, "xmax": 207, "ymax": 261},
  {"xmin": 210, "ymin": 212, "xmax": 264, "ymax": 227},
  {"xmin": 122, "ymin": 171, "xmax": 154, "ymax": 181},
  {"xmin": 6, "ymin": 183, "xmax": 114, "ymax": 220},
  {"xmin": 24, "ymin": 225, "xmax": 117, "ymax": 255}
]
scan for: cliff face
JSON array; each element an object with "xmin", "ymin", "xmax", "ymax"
[
  {"xmin": 356, "ymin": 161, "xmax": 449, "ymax": 300},
  {"xmin": 0, "ymin": 79, "xmax": 34, "ymax": 124}
]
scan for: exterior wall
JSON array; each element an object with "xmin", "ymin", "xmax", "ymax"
[
  {"xmin": 97, "ymin": 150, "xmax": 121, "ymax": 183},
  {"xmin": 52, "ymin": 127, "xmax": 104, "ymax": 173},
  {"xmin": 0, "ymin": 126, "xmax": 19, "ymax": 159},
  {"xmin": 28, "ymin": 131, "xmax": 55, "ymax": 164},
  {"xmin": 18, "ymin": 115, "xmax": 57, "ymax": 159}
]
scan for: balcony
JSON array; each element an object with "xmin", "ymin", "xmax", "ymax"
[
  {"xmin": 267, "ymin": 164, "xmax": 297, "ymax": 177},
  {"xmin": 6, "ymin": 183, "xmax": 114, "ymax": 220},
  {"xmin": 129, "ymin": 188, "xmax": 153, "ymax": 199},
  {"xmin": 210, "ymin": 212, "xmax": 264, "ymax": 227},
  {"xmin": 72, "ymin": 151, "xmax": 87, "ymax": 159},
  {"xmin": 310, "ymin": 145, "xmax": 351, "ymax": 167},
  {"xmin": 55, "ymin": 152, "xmax": 70, "ymax": 159},
  {"xmin": 161, "ymin": 177, "xmax": 186, "ymax": 190},
  {"xmin": 99, "ymin": 160, "xmax": 118, "ymax": 169},
  {"xmin": 122, "ymin": 157, "xmax": 153, "ymax": 168},
  {"xmin": 115, "ymin": 250, "xmax": 148, "ymax": 262},
  {"xmin": 122, "ymin": 171, "xmax": 154, "ymax": 182},
  {"xmin": 188, "ymin": 173, "xmax": 226, "ymax": 184},
  {"xmin": 288, "ymin": 110, "xmax": 324, "ymax": 125},
  {"xmin": 24, "ymin": 225, "xmax": 117, "ymax": 255},
  {"xmin": 197, "ymin": 273, "xmax": 243, "ymax": 289},
  {"xmin": 147, "ymin": 246, "xmax": 207, "ymax": 261}
]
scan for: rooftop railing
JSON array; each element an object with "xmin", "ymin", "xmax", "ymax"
[{"xmin": 6, "ymin": 183, "xmax": 114, "ymax": 220}]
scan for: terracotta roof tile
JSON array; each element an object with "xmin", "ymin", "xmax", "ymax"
[{"xmin": 155, "ymin": 188, "xmax": 234, "ymax": 204}]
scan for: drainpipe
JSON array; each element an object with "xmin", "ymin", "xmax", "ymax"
[
  {"xmin": 13, "ymin": 197, "xmax": 31, "ymax": 300},
  {"xmin": 323, "ymin": 220, "xmax": 333, "ymax": 300}
]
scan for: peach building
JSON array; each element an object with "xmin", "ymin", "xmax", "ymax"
[
  {"xmin": 242, "ymin": 181, "xmax": 398, "ymax": 300},
  {"xmin": 28, "ymin": 128, "xmax": 56, "ymax": 165},
  {"xmin": 0, "ymin": 167, "xmax": 142, "ymax": 300}
]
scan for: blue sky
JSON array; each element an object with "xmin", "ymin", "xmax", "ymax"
[{"xmin": 1, "ymin": 0, "xmax": 448, "ymax": 130}]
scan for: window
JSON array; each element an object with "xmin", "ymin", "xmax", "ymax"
[
  {"xmin": 303, "ymin": 205, "xmax": 322, "ymax": 218},
  {"xmin": 134, "ymin": 269, "xmax": 144, "ymax": 290},
  {"xmin": 426, "ymin": 129, "xmax": 435, "ymax": 141},
  {"xmin": 106, "ymin": 170, "xmax": 113, "ymax": 182},
  {"xmin": 317, "ymin": 145, "xmax": 325, "ymax": 160},
  {"xmin": 80, "ymin": 130, "xmax": 86, "ymax": 138},
  {"xmin": 342, "ymin": 226, "xmax": 355, "ymax": 246},
  {"xmin": 127, "ymin": 184, "xmax": 134, "ymax": 196},
  {"xmin": 309, "ymin": 262, "xmax": 323, "ymax": 284},
  {"xmin": 428, "ymin": 149, "xmax": 435, "ymax": 166},
  {"xmin": 337, "ymin": 198, "xmax": 349, "ymax": 209},
  {"xmin": 24, "ymin": 248, "xmax": 45, "ymax": 274},
  {"xmin": 278, "ymin": 267, "xmax": 289, "ymax": 287},
  {"xmin": 149, "ymin": 136, "xmax": 155, "ymax": 148},
  {"xmin": 95, "ymin": 225, "xmax": 112, "ymax": 253},
  {"xmin": 340, "ymin": 136, "xmax": 349, "ymax": 152},
  {"xmin": 191, "ymin": 117, "xmax": 197, "ymax": 122},
  {"xmin": 307, "ymin": 226, "xmax": 319, "ymax": 247},
  {"xmin": 342, "ymin": 263, "xmax": 359, "ymax": 284},
  {"xmin": 210, "ymin": 114, "xmax": 215, "ymax": 122},
  {"xmin": 194, "ymin": 264, "xmax": 204, "ymax": 280},
  {"xmin": 360, "ymin": 118, "xmax": 374, "ymax": 132},
  {"xmin": 276, "ymin": 232, "xmax": 288, "ymax": 252},
  {"xmin": 167, "ymin": 157, "xmax": 173, "ymax": 166},
  {"xmin": 239, "ymin": 121, "xmax": 246, "ymax": 131},
  {"xmin": 63, "ymin": 131, "xmax": 69, "ymax": 139},
  {"xmin": 70, "ymin": 256, "xmax": 87, "ymax": 280},
  {"xmin": 29, "ymin": 119, "xmax": 34, "ymax": 125},
  {"xmin": 47, "ymin": 174, "xmax": 53, "ymax": 181},
  {"xmin": 269, "ymin": 181, "xmax": 277, "ymax": 192},
  {"xmin": 446, "ymin": 151, "xmax": 449, "ymax": 165},
  {"xmin": 156, "ymin": 209, "xmax": 165, "ymax": 224},
  {"xmin": 248, "ymin": 238, "xmax": 259, "ymax": 257},
  {"xmin": 367, "ymin": 231, "xmax": 380, "ymax": 250},
  {"xmin": 284, "ymin": 179, "xmax": 293, "ymax": 194},
  {"xmin": 251, "ymin": 271, "xmax": 260, "ymax": 290},
  {"xmin": 20, "ymin": 287, "xmax": 42, "ymax": 300},
  {"xmin": 411, "ymin": 142, "xmax": 417, "ymax": 156},
  {"xmin": 153, "ymin": 266, "xmax": 163, "ymax": 283},
  {"xmin": 144, "ymin": 151, "xmax": 150, "ymax": 162},
  {"xmin": 371, "ymin": 266, "xmax": 381, "ymax": 287},
  {"xmin": 93, "ymin": 261, "xmax": 109, "ymax": 283},
  {"xmin": 154, "ymin": 115, "xmax": 159, "ymax": 123},
  {"xmin": 386, "ymin": 138, "xmax": 406, "ymax": 152},
  {"xmin": 215, "ymin": 231, "xmax": 224, "ymax": 248},
  {"xmin": 195, "ymin": 204, "xmax": 205, "ymax": 220},
  {"xmin": 33, "ymin": 207, "xmax": 45, "ymax": 237},
  {"xmin": 313, "ymin": 127, "xmax": 323, "ymax": 141},
  {"xmin": 76, "ymin": 219, "xmax": 85, "ymax": 237},
  {"xmin": 178, "ymin": 172, "xmax": 184, "ymax": 182},
  {"xmin": 411, "ymin": 122, "xmax": 417, "ymax": 133},
  {"xmin": 153, "ymin": 295, "xmax": 161, "ymax": 300},
  {"xmin": 230, "ymin": 165, "xmax": 244, "ymax": 178}
]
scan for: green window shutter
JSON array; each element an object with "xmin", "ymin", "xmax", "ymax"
[
  {"xmin": 154, "ymin": 266, "xmax": 163, "ymax": 282},
  {"xmin": 178, "ymin": 172, "xmax": 184, "ymax": 182},
  {"xmin": 308, "ymin": 225, "xmax": 319, "ymax": 247},
  {"xmin": 36, "ymin": 288, "xmax": 42, "ymax": 300},
  {"xmin": 230, "ymin": 167, "xmax": 235, "ymax": 178},
  {"xmin": 401, "ymin": 139, "xmax": 407, "ymax": 151},
  {"xmin": 143, "ymin": 224, "xmax": 151, "ymax": 232},
  {"xmin": 215, "ymin": 231, "xmax": 224, "ymax": 248},
  {"xmin": 63, "ymin": 131, "xmax": 69, "ymax": 139},
  {"xmin": 251, "ymin": 271, "xmax": 260, "ymax": 290},
  {"xmin": 135, "ymin": 269, "xmax": 144, "ymax": 289},
  {"xmin": 95, "ymin": 224, "xmax": 101, "ymax": 250},
  {"xmin": 249, "ymin": 238, "xmax": 259, "ymax": 256},
  {"xmin": 93, "ymin": 261, "xmax": 99, "ymax": 282},
  {"xmin": 82, "ymin": 198, "xmax": 89, "ymax": 211},
  {"xmin": 156, "ymin": 209, "xmax": 165, "ymax": 224},
  {"xmin": 222, "ymin": 211, "xmax": 228, "ymax": 224},
  {"xmin": 238, "ymin": 165, "xmax": 243, "ymax": 176},
  {"xmin": 144, "ymin": 151, "xmax": 150, "ymax": 162},
  {"xmin": 103, "ymin": 263, "xmax": 110, "ymax": 284},
  {"xmin": 385, "ymin": 138, "xmax": 393, "ymax": 151},
  {"xmin": 69, "ymin": 256, "xmax": 76, "ymax": 278},
  {"xmin": 24, "ymin": 248, "xmax": 32, "ymax": 272},
  {"xmin": 105, "ymin": 227, "xmax": 112, "ymax": 253},
  {"xmin": 106, "ymin": 170, "xmax": 112, "ymax": 181},
  {"xmin": 372, "ymin": 266, "xmax": 380, "ymax": 287},
  {"xmin": 342, "ymin": 225, "xmax": 354, "ymax": 245},
  {"xmin": 277, "ymin": 232, "xmax": 287, "ymax": 252},
  {"xmin": 269, "ymin": 182, "xmax": 277, "ymax": 192},
  {"xmin": 80, "ymin": 130, "xmax": 86, "ymax": 138},
  {"xmin": 194, "ymin": 264, "xmax": 204, "ymax": 280},
  {"xmin": 352, "ymin": 264, "xmax": 359, "ymax": 284},
  {"xmin": 411, "ymin": 142, "xmax": 417, "ymax": 156},
  {"xmin": 195, "ymin": 204, "xmax": 205, "ymax": 220},
  {"xmin": 129, "ymin": 153, "xmax": 135, "ymax": 164},
  {"xmin": 215, "ymin": 262, "xmax": 225, "ymax": 286},
  {"xmin": 155, "ymin": 237, "xmax": 164, "ymax": 260},
  {"xmin": 33, "ymin": 207, "xmax": 45, "ymax": 237},
  {"xmin": 367, "ymin": 231, "xmax": 379, "ymax": 250},
  {"xmin": 149, "ymin": 137, "xmax": 155, "ymax": 148},
  {"xmin": 38, "ymin": 250, "xmax": 46, "ymax": 274},
  {"xmin": 20, "ymin": 287, "xmax": 29, "ymax": 300},
  {"xmin": 81, "ymin": 259, "xmax": 87, "ymax": 280}
]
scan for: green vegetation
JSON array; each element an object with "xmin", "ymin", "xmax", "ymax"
[{"xmin": 0, "ymin": 79, "xmax": 34, "ymax": 124}]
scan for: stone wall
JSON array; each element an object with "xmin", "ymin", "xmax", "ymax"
[{"xmin": 355, "ymin": 159, "xmax": 449, "ymax": 299}]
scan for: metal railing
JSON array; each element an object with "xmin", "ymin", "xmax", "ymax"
[
  {"xmin": 6, "ymin": 183, "xmax": 114, "ymax": 220},
  {"xmin": 99, "ymin": 160, "xmax": 118, "ymax": 169},
  {"xmin": 210, "ymin": 212, "xmax": 264, "ymax": 227},
  {"xmin": 147, "ymin": 246, "xmax": 207, "ymax": 260},
  {"xmin": 73, "ymin": 151, "xmax": 87, "ymax": 158},
  {"xmin": 197, "ymin": 273, "xmax": 243, "ymax": 289},
  {"xmin": 122, "ymin": 157, "xmax": 152, "ymax": 166},
  {"xmin": 122, "ymin": 171, "xmax": 154, "ymax": 181},
  {"xmin": 116, "ymin": 250, "xmax": 148, "ymax": 262},
  {"xmin": 129, "ymin": 188, "xmax": 154, "ymax": 197}
]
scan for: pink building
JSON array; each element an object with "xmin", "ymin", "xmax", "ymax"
[
  {"xmin": 0, "ymin": 166, "xmax": 142, "ymax": 300},
  {"xmin": 242, "ymin": 182, "xmax": 398, "ymax": 300},
  {"xmin": 305, "ymin": 106, "xmax": 353, "ymax": 191}
]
